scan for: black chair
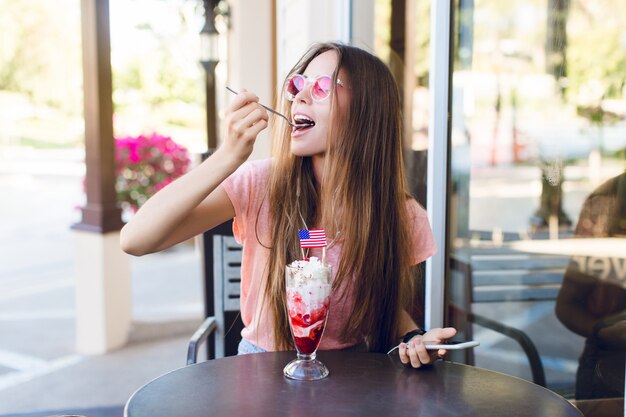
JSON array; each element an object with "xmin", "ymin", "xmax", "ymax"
[
  {"xmin": 449, "ymin": 251, "xmax": 569, "ymax": 387},
  {"xmin": 187, "ymin": 235, "xmax": 243, "ymax": 365}
]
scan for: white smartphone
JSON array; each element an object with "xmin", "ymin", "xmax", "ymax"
[
  {"xmin": 387, "ymin": 340, "xmax": 479, "ymax": 354},
  {"xmin": 424, "ymin": 340, "xmax": 480, "ymax": 350}
]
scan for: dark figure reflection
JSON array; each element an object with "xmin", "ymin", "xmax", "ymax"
[{"xmin": 555, "ymin": 171, "xmax": 626, "ymax": 400}]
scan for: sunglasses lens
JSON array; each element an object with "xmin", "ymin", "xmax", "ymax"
[
  {"xmin": 285, "ymin": 75, "xmax": 335, "ymax": 101},
  {"xmin": 286, "ymin": 75, "xmax": 305, "ymax": 101},
  {"xmin": 312, "ymin": 76, "xmax": 332, "ymax": 101}
]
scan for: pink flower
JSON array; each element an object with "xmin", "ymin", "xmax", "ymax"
[{"xmin": 111, "ymin": 133, "xmax": 191, "ymax": 212}]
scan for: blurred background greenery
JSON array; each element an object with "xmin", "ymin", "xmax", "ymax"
[{"xmin": 0, "ymin": 0, "xmax": 208, "ymax": 155}]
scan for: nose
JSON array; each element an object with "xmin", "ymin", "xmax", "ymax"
[{"xmin": 293, "ymin": 79, "xmax": 313, "ymax": 103}]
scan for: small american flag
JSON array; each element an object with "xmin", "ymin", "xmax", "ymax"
[{"xmin": 298, "ymin": 229, "xmax": 327, "ymax": 248}]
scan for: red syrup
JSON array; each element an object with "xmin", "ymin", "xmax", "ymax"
[{"xmin": 288, "ymin": 302, "xmax": 329, "ymax": 355}]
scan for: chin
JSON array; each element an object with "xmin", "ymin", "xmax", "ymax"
[
  {"xmin": 290, "ymin": 146, "xmax": 326, "ymax": 158},
  {"xmin": 290, "ymin": 149, "xmax": 311, "ymax": 157},
  {"xmin": 290, "ymin": 138, "xmax": 327, "ymax": 158}
]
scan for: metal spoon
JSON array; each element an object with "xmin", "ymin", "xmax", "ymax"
[{"xmin": 226, "ymin": 86, "xmax": 307, "ymax": 128}]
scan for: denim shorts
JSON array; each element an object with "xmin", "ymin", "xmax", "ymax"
[{"xmin": 237, "ymin": 338, "xmax": 267, "ymax": 355}]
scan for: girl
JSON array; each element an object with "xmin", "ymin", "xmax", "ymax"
[{"xmin": 120, "ymin": 42, "xmax": 456, "ymax": 368}]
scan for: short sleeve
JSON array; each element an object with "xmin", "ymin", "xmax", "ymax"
[
  {"xmin": 406, "ymin": 199, "xmax": 437, "ymax": 265},
  {"xmin": 221, "ymin": 159, "xmax": 271, "ymax": 243}
]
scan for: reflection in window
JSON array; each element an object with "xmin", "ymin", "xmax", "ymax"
[
  {"xmin": 555, "ymin": 173, "xmax": 626, "ymax": 400},
  {"xmin": 446, "ymin": 0, "xmax": 626, "ymax": 409}
]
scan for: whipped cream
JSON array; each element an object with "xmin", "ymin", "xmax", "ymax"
[
  {"xmin": 288, "ymin": 257, "xmax": 329, "ymax": 282},
  {"xmin": 286, "ymin": 257, "xmax": 331, "ymax": 311}
]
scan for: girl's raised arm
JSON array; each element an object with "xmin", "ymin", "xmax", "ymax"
[{"xmin": 120, "ymin": 90, "xmax": 268, "ymax": 256}]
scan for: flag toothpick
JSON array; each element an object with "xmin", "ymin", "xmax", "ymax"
[
  {"xmin": 298, "ymin": 229, "xmax": 327, "ymax": 264},
  {"xmin": 298, "ymin": 229, "xmax": 327, "ymax": 249}
]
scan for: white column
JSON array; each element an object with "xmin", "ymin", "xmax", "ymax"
[
  {"xmin": 74, "ymin": 230, "xmax": 131, "ymax": 354},
  {"xmin": 425, "ymin": 0, "xmax": 452, "ymax": 330},
  {"xmin": 226, "ymin": 0, "xmax": 275, "ymax": 160},
  {"xmin": 277, "ymin": 0, "xmax": 359, "ymax": 79},
  {"xmin": 350, "ymin": 0, "xmax": 375, "ymax": 51}
]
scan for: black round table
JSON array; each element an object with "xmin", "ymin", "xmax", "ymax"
[{"xmin": 124, "ymin": 351, "xmax": 582, "ymax": 417}]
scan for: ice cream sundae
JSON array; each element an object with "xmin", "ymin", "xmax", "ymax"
[
  {"xmin": 285, "ymin": 257, "xmax": 332, "ymax": 354},
  {"xmin": 283, "ymin": 256, "xmax": 332, "ymax": 380}
]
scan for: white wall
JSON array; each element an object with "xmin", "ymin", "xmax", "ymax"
[
  {"xmin": 225, "ymin": 0, "xmax": 274, "ymax": 160},
  {"xmin": 350, "ymin": 0, "xmax": 375, "ymax": 52},
  {"xmin": 276, "ymin": 0, "xmax": 375, "ymax": 80}
]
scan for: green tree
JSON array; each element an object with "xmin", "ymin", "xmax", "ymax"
[
  {"xmin": 0, "ymin": 0, "xmax": 82, "ymax": 114},
  {"xmin": 567, "ymin": 0, "xmax": 626, "ymax": 101}
]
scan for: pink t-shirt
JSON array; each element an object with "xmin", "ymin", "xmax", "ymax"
[{"xmin": 221, "ymin": 159, "xmax": 437, "ymax": 351}]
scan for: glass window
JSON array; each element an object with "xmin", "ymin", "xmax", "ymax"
[
  {"xmin": 375, "ymin": 0, "xmax": 432, "ymax": 328},
  {"xmin": 447, "ymin": 0, "xmax": 626, "ymax": 410}
]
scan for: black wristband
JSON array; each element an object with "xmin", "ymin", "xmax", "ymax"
[{"xmin": 401, "ymin": 328, "xmax": 426, "ymax": 344}]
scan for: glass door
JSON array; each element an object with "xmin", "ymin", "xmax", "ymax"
[{"xmin": 447, "ymin": 0, "xmax": 626, "ymax": 410}]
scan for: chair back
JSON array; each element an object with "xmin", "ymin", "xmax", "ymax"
[{"xmin": 213, "ymin": 235, "xmax": 243, "ymax": 357}]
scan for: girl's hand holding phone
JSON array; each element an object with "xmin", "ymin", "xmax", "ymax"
[{"xmin": 395, "ymin": 327, "xmax": 458, "ymax": 369}]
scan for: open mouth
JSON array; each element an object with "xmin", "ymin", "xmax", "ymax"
[{"xmin": 293, "ymin": 114, "xmax": 315, "ymax": 132}]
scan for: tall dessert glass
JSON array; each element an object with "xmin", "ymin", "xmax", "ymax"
[{"xmin": 283, "ymin": 258, "xmax": 332, "ymax": 380}]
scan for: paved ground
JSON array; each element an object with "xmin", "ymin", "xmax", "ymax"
[{"xmin": 0, "ymin": 148, "xmax": 205, "ymax": 415}]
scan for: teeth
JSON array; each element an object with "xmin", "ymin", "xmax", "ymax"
[{"xmin": 294, "ymin": 114, "xmax": 314, "ymax": 124}]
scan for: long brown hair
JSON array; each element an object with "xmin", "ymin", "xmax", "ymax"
[{"xmin": 262, "ymin": 42, "xmax": 415, "ymax": 352}]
